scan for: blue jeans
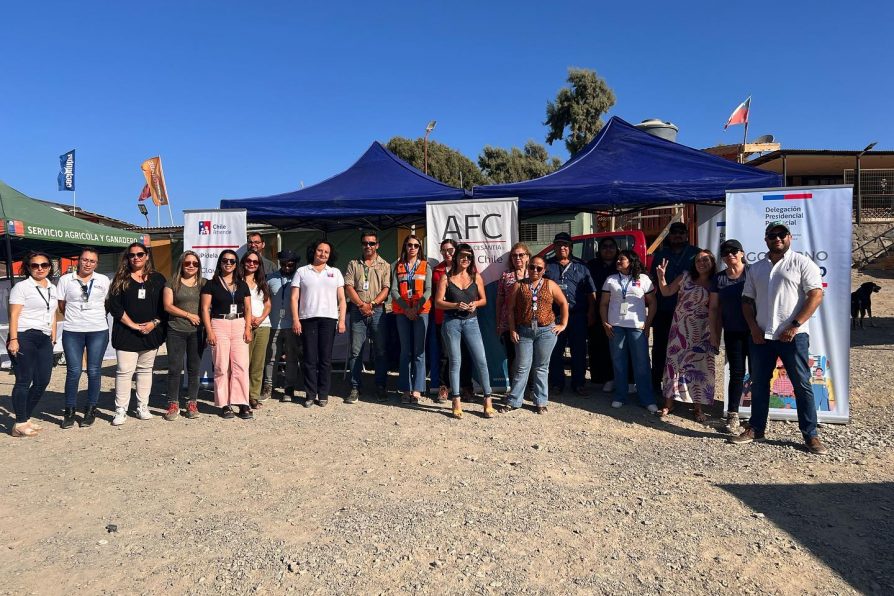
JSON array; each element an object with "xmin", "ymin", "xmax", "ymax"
[
  {"xmin": 748, "ymin": 334, "xmax": 817, "ymax": 439},
  {"xmin": 395, "ymin": 313, "xmax": 428, "ymax": 393},
  {"xmin": 507, "ymin": 322, "xmax": 558, "ymax": 407},
  {"xmin": 62, "ymin": 330, "xmax": 109, "ymax": 408},
  {"xmin": 443, "ymin": 315, "xmax": 492, "ymax": 397},
  {"xmin": 11, "ymin": 329, "xmax": 54, "ymax": 423},
  {"xmin": 348, "ymin": 305, "xmax": 388, "ymax": 390},
  {"xmin": 608, "ymin": 326, "xmax": 655, "ymax": 406},
  {"xmin": 548, "ymin": 311, "xmax": 588, "ymax": 390}
]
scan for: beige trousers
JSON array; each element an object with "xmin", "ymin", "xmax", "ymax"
[{"xmin": 115, "ymin": 349, "xmax": 158, "ymax": 409}]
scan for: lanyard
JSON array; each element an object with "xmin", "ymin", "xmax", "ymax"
[
  {"xmin": 219, "ymin": 277, "xmax": 236, "ymax": 304},
  {"xmin": 618, "ymin": 273, "xmax": 633, "ymax": 300},
  {"xmin": 78, "ymin": 278, "xmax": 94, "ymax": 302},
  {"xmin": 361, "ymin": 261, "xmax": 370, "ymax": 283},
  {"xmin": 403, "ymin": 259, "xmax": 419, "ymax": 282},
  {"xmin": 34, "ymin": 284, "xmax": 52, "ymax": 311},
  {"xmin": 530, "ymin": 279, "xmax": 544, "ymax": 304},
  {"xmin": 559, "ymin": 262, "xmax": 572, "ymax": 282}
]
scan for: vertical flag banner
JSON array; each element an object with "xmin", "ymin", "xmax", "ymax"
[
  {"xmin": 426, "ymin": 197, "xmax": 519, "ymax": 388},
  {"xmin": 725, "ymin": 185, "xmax": 852, "ymax": 423},
  {"xmin": 58, "ymin": 150, "xmax": 76, "ymax": 191},
  {"xmin": 138, "ymin": 184, "xmax": 151, "ymax": 201},
  {"xmin": 141, "ymin": 156, "xmax": 169, "ymax": 206},
  {"xmin": 696, "ymin": 204, "xmax": 726, "ymax": 254}
]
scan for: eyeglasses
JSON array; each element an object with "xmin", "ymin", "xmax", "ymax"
[
  {"xmin": 30, "ymin": 262, "xmax": 51, "ymax": 270},
  {"xmin": 765, "ymin": 232, "xmax": 788, "ymax": 241},
  {"xmin": 511, "ymin": 253, "xmax": 528, "ymax": 259},
  {"xmin": 458, "ymin": 254, "xmax": 472, "ymax": 261},
  {"xmin": 244, "ymin": 259, "xmax": 260, "ymax": 265},
  {"xmin": 128, "ymin": 252, "xmax": 146, "ymax": 259},
  {"xmin": 183, "ymin": 261, "xmax": 200, "ymax": 267},
  {"xmin": 406, "ymin": 243, "xmax": 420, "ymax": 249},
  {"xmin": 440, "ymin": 248, "xmax": 455, "ymax": 254},
  {"xmin": 221, "ymin": 258, "xmax": 237, "ymax": 265},
  {"xmin": 361, "ymin": 241, "xmax": 378, "ymax": 247},
  {"xmin": 248, "ymin": 239, "xmax": 263, "ymax": 245},
  {"xmin": 528, "ymin": 265, "xmax": 544, "ymax": 272}
]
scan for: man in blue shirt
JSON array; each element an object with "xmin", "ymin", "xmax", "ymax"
[
  {"xmin": 264, "ymin": 250, "xmax": 302, "ymax": 402},
  {"xmin": 545, "ymin": 232, "xmax": 597, "ymax": 395}
]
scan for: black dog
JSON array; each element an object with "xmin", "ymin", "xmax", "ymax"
[{"xmin": 851, "ymin": 282, "xmax": 881, "ymax": 328}]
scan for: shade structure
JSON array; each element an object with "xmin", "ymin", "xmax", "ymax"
[
  {"xmin": 0, "ymin": 180, "xmax": 148, "ymax": 259},
  {"xmin": 220, "ymin": 142, "xmax": 469, "ymax": 230},
  {"xmin": 472, "ymin": 117, "xmax": 782, "ymax": 212}
]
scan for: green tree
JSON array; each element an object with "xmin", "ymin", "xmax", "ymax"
[
  {"xmin": 545, "ymin": 67, "xmax": 616, "ymax": 156},
  {"xmin": 386, "ymin": 137, "xmax": 487, "ymax": 190},
  {"xmin": 478, "ymin": 140, "xmax": 562, "ymax": 184}
]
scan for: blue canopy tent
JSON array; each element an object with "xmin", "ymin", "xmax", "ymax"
[
  {"xmin": 472, "ymin": 116, "xmax": 781, "ymax": 212},
  {"xmin": 220, "ymin": 142, "xmax": 469, "ymax": 231}
]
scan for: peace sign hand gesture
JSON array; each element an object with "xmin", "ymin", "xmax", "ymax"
[{"xmin": 655, "ymin": 258, "xmax": 669, "ymax": 280}]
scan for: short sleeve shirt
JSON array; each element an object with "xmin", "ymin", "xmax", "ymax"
[
  {"xmin": 249, "ymin": 285, "xmax": 271, "ymax": 327},
  {"xmin": 344, "ymin": 255, "xmax": 391, "ymax": 304},
  {"xmin": 292, "ymin": 265, "xmax": 344, "ymax": 320},
  {"xmin": 710, "ymin": 267, "xmax": 749, "ymax": 333},
  {"xmin": 266, "ymin": 271, "xmax": 294, "ymax": 329},
  {"xmin": 201, "ymin": 278, "xmax": 251, "ymax": 317},
  {"xmin": 57, "ymin": 272, "xmax": 110, "ymax": 332},
  {"xmin": 742, "ymin": 250, "xmax": 823, "ymax": 340},
  {"xmin": 602, "ymin": 273, "xmax": 654, "ymax": 329},
  {"xmin": 9, "ymin": 277, "xmax": 58, "ymax": 335},
  {"xmin": 544, "ymin": 258, "xmax": 597, "ymax": 314}
]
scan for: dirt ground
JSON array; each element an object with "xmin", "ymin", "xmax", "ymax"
[{"xmin": 1, "ymin": 270, "xmax": 892, "ymax": 595}]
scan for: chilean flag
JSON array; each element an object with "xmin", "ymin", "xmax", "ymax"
[{"xmin": 724, "ymin": 96, "xmax": 751, "ymax": 129}]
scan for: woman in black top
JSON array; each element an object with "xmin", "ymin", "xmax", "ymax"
[
  {"xmin": 200, "ymin": 250, "xmax": 253, "ymax": 420},
  {"xmin": 107, "ymin": 242, "xmax": 167, "ymax": 426}
]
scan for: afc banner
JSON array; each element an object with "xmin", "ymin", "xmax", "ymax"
[
  {"xmin": 183, "ymin": 209, "xmax": 247, "ymax": 280},
  {"xmin": 725, "ymin": 185, "xmax": 851, "ymax": 424},
  {"xmin": 426, "ymin": 197, "xmax": 519, "ymax": 389}
]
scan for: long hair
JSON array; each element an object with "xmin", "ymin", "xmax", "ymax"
[
  {"xmin": 306, "ymin": 239, "xmax": 337, "ymax": 267},
  {"xmin": 171, "ymin": 250, "xmax": 205, "ymax": 295},
  {"xmin": 212, "ymin": 250, "xmax": 243, "ymax": 284},
  {"xmin": 617, "ymin": 249, "xmax": 645, "ymax": 278},
  {"xmin": 449, "ymin": 243, "xmax": 478, "ymax": 281},
  {"xmin": 399, "ymin": 234, "xmax": 424, "ymax": 262},
  {"xmin": 505, "ymin": 241, "xmax": 530, "ymax": 271},
  {"xmin": 688, "ymin": 249, "xmax": 717, "ymax": 279},
  {"xmin": 23, "ymin": 251, "xmax": 52, "ymax": 279},
  {"xmin": 241, "ymin": 250, "xmax": 270, "ymax": 300},
  {"xmin": 110, "ymin": 241, "xmax": 155, "ymax": 296}
]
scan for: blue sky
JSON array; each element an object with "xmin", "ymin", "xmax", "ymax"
[{"xmin": 1, "ymin": 0, "xmax": 891, "ymax": 225}]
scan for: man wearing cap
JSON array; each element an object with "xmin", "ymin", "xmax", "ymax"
[
  {"xmin": 263, "ymin": 250, "xmax": 302, "ymax": 401},
  {"xmin": 649, "ymin": 222, "xmax": 701, "ymax": 394},
  {"xmin": 731, "ymin": 222, "xmax": 827, "ymax": 455},
  {"xmin": 544, "ymin": 232, "xmax": 598, "ymax": 396},
  {"xmin": 344, "ymin": 231, "xmax": 391, "ymax": 403}
]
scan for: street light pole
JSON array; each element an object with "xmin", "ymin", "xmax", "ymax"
[
  {"xmin": 855, "ymin": 141, "xmax": 877, "ymax": 224},
  {"xmin": 423, "ymin": 120, "xmax": 437, "ymax": 175}
]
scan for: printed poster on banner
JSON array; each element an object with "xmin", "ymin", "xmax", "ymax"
[
  {"xmin": 426, "ymin": 197, "xmax": 519, "ymax": 389},
  {"xmin": 183, "ymin": 209, "xmax": 247, "ymax": 280},
  {"xmin": 725, "ymin": 186, "xmax": 851, "ymax": 424}
]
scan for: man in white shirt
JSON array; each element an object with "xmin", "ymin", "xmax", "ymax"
[{"xmin": 731, "ymin": 222, "xmax": 827, "ymax": 454}]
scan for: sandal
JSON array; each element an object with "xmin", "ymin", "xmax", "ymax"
[
  {"xmin": 451, "ymin": 397, "xmax": 463, "ymax": 419},
  {"xmin": 452, "ymin": 407, "xmax": 463, "ymax": 419},
  {"xmin": 11, "ymin": 423, "xmax": 39, "ymax": 438},
  {"xmin": 483, "ymin": 407, "xmax": 496, "ymax": 419},
  {"xmin": 434, "ymin": 385, "xmax": 448, "ymax": 404}
]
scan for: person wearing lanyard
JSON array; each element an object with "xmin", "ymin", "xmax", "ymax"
[
  {"xmin": 56, "ymin": 247, "xmax": 110, "ymax": 428},
  {"xmin": 344, "ymin": 232, "xmax": 391, "ymax": 403},
  {"xmin": 502, "ymin": 256, "xmax": 569, "ymax": 414},
  {"xmin": 391, "ymin": 235, "xmax": 432, "ymax": 405},
  {"xmin": 107, "ymin": 242, "xmax": 167, "ymax": 426},
  {"xmin": 599, "ymin": 250, "xmax": 659, "ymax": 412},
  {"xmin": 241, "ymin": 250, "xmax": 272, "ymax": 410},
  {"xmin": 496, "ymin": 242, "xmax": 531, "ymax": 387},
  {"xmin": 201, "ymin": 250, "xmax": 254, "ymax": 420},
  {"xmin": 7, "ymin": 251, "xmax": 58, "ymax": 437},
  {"xmin": 544, "ymin": 232, "xmax": 597, "ymax": 396},
  {"xmin": 264, "ymin": 250, "xmax": 301, "ymax": 402}
]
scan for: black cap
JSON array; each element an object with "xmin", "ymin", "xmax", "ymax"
[
  {"xmin": 277, "ymin": 249, "xmax": 299, "ymax": 263},
  {"xmin": 668, "ymin": 222, "xmax": 687, "ymax": 233},
  {"xmin": 553, "ymin": 232, "xmax": 572, "ymax": 245},
  {"xmin": 719, "ymin": 238, "xmax": 743, "ymax": 253},
  {"xmin": 765, "ymin": 221, "xmax": 791, "ymax": 235}
]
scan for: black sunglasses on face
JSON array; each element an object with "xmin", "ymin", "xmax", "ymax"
[
  {"xmin": 528, "ymin": 265, "xmax": 544, "ymax": 272},
  {"xmin": 765, "ymin": 232, "xmax": 788, "ymax": 241},
  {"xmin": 361, "ymin": 241, "xmax": 377, "ymax": 247},
  {"xmin": 221, "ymin": 258, "xmax": 237, "ymax": 265},
  {"xmin": 30, "ymin": 262, "xmax": 51, "ymax": 270},
  {"xmin": 406, "ymin": 243, "xmax": 420, "ymax": 249},
  {"xmin": 244, "ymin": 259, "xmax": 260, "ymax": 265},
  {"xmin": 183, "ymin": 261, "xmax": 200, "ymax": 267},
  {"xmin": 128, "ymin": 252, "xmax": 146, "ymax": 259},
  {"xmin": 721, "ymin": 249, "xmax": 739, "ymax": 257}
]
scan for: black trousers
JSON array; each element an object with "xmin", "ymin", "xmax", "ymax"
[
  {"xmin": 301, "ymin": 317, "xmax": 337, "ymax": 400},
  {"xmin": 724, "ymin": 330, "xmax": 750, "ymax": 412},
  {"xmin": 11, "ymin": 329, "xmax": 54, "ymax": 423},
  {"xmin": 166, "ymin": 328, "xmax": 203, "ymax": 403},
  {"xmin": 651, "ymin": 310, "xmax": 674, "ymax": 392}
]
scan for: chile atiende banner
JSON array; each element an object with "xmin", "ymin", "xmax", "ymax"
[
  {"xmin": 426, "ymin": 197, "xmax": 519, "ymax": 389},
  {"xmin": 725, "ymin": 185, "xmax": 851, "ymax": 423}
]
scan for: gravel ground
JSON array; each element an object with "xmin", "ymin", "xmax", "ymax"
[{"xmin": 1, "ymin": 270, "xmax": 892, "ymax": 595}]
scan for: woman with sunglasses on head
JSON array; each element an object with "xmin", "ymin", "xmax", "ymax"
[
  {"xmin": 201, "ymin": 250, "xmax": 253, "ymax": 420},
  {"xmin": 162, "ymin": 250, "xmax": 206, "ymax": 421},
  {"xmin": 391, "ymin": 235, "xmax": 431, "ymax": 404},
  {"xmin": 502, "ymin": 256, "xmax": 569, "ymax": 414},
  {"xmin": 434, "ymin": 243, "xmax": 496, "ymax": 419},
  {"xmin": 496, "ymin": 242, "xmax": 530, "ymax": 383},
  {"xmin": 656, "ymin": 248, "xmax": 718, "ymax": 422},
  {"xmin": 56, "ymin": 247, "xmax": 110, "ymax": 428},
  {"xmin": 241, "ymin": 250, "xmax": 271, "ymax": 410},
  {"xmin": 708, "ymin": 239, "xmax": 750, "ymax": 433},
  {"xmin": 7, "ymin": 251, "xmax": 58, "ymax": 437},
  {"xmin": 107, "ymin": 242, "xmax": 167, "ymax": 426}
]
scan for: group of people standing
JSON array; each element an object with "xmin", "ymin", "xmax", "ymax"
[{"xmin": 6, "ymin": 222, "xmax": 830, "ymax": 453}]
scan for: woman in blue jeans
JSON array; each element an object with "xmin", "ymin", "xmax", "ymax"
[
  {"xmin": 502, "ymin": 256, "xmax": 568, "ymax": 414},
  {"xmin": 391, "ymin": 235, "xmax": 431, "ymax": 404},
  {"xmin": 56, "ymin": 247, "xmax": 111, "ymax": 428},
  {"xmin": 434, "ymin": 243, "xmax": 495, "ymax": 419},
  {"xmin": 599, "ymin": 250, "xmax": 658, "ymax": 413}
]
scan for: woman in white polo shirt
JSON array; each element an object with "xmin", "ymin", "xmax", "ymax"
[
  {"xmin": 7, "ymin": 251, "xmax": 58, "ymax": 437},
  {"xmin": 290, "ymin": 239, "xmax": 346, "ymax": 407},
  {"xmin": 57, "ymin": 247, "xmax": 110, "ymax": 429},
  {"xmin": 599, "ymin": 250, "xmax": 658, "ymax": 413}
]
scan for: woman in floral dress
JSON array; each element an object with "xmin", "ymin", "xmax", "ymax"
[{"xmin": 655, "ymin": 249, "xmax": 717, "ymax": 421}]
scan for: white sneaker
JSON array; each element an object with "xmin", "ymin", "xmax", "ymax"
[
  {"xmin": 112, "ymin": 407, "xmax": 128, "ymax": 426},
  {"xmin": 135, "ymin": 405, "xmax": 152, "ymax": 420},
  {"xmin": 647, "ymin": 404, "xmax": 659, "ymax": 414},
  {"xmin": 611, "ymin": 400, "xmax": 623, "ymax": 408},
  {"xmin": 602, "ymin": 381, "xmax": 614, "ymax": 393},
  {"xmin": 628, "ymin": 384, "xmax": 637, "ymax": 394}
]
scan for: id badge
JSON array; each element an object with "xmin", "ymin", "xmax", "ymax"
[
  {"xmin": 137, "ymin": 288, "xmax": 146, "ymax": 300},
  {"xmin": 558, "ymin": 283, "xmax": 568, "ymax": 292},
  {"xmin": 620, "ymin": 302, "xmax": 630, "ymax": 316},
  {"xmin": 363, "ymin": 281, "xmax": 370, "ymax": 291},
  {"xmin": 279, "ymin": 308, "xmax": 286, "ymax": 320},
  {"xmin": 81, "ymin": 303, "xmax": 92, "ymax": 311},
  {"xmin": 407, "ymin": 289, "xmax": 414, "ymax": 299},
  {"xmin": 533, "ymin": 304, "xmax": 538, "ymax": 312},
  {"xmin": 230, "ymin": 304, "xmax": 238, "ymax": 316}
]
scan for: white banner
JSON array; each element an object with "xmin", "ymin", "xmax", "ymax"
[
  {"xmin": 183, "ymin": 209, "xmax": 248, "ymax": 279},
  {"xmin": 696, "ymin": 204, "xmax": 725, "ymax": 254},
  {"xmin": 725, "ymin": 185, "xmax": 851, "ymax": 423}
]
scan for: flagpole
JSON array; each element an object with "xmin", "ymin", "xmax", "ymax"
[
  {"xmin": 741, "ymin": 120, "xmax": 749, "ymax": 164},
  {"xmin": 73, "ymin": 190, "xmax": 77, "ymax": 215}
]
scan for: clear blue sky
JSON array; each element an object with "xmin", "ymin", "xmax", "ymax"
[{"xmin": 1, "ymin": 0, "xmax": 891, "ymax": 225}]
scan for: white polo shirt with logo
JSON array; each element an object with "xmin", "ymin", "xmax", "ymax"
[
  {"xmin": 56, "ymin": 272, "xmax": 111, "ymax": 332},
  {"xmin": 742, "ymin": 250, "xmax": 823, "ymax": 340},
  {"xmin": 292, "ymin": 265, "xmax": 344, "ymax": 320}
]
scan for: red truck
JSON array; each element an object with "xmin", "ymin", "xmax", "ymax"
[{"xmin": 535, "ymin": 230, "xmax": 652, "ymax": 269}]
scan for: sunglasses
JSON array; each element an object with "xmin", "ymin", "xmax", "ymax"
[
  {"xmin": 458, "ymin": 254, "xmax": 472, "ymax": 261},
  {"xmin": 765, "ymin": 232, "xmax": 788, "ymax": 241},
  {"xmin": 244, "ymin": 259, "xmax": 260, "ymax": 265},
  {"xmin": 528, "ymin": 265, "xmax": 544, "ymax": 272},
  {"xmin": 511, "ymin": 253, "xmax": 528, "ymax": 258},
  {"xmin": 183, "ymin": 261, "xmax": 200, "ymax": 267},
  {"xmin": 440, "ymin": 248, "xmax": 455, "ymax": 254},
  {"xmin": 221, "ymin": 258, "xmax": 237, "ymax": 265},
  {"xmin": 406, "ymin": 243, "xmax": 421, "ymax": 249},
  {"xmin": 361, "ymin": 241, "xmax": 378, "ymax": 247},
  {"xmin": 30, "ymin": 262, "xmax": 51, "ymax": 270},
  {"xmin": 128, "ymin": 252, "xmax": 147, "ymax": 259},
  {"xmin": 721, "ymin": 249, "xmax": 739, "ymax": 257}
]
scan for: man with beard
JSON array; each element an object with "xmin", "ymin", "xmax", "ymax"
[{"xmin": 263, "ymin": 250, "xmax": 301, "ymax": 401}]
